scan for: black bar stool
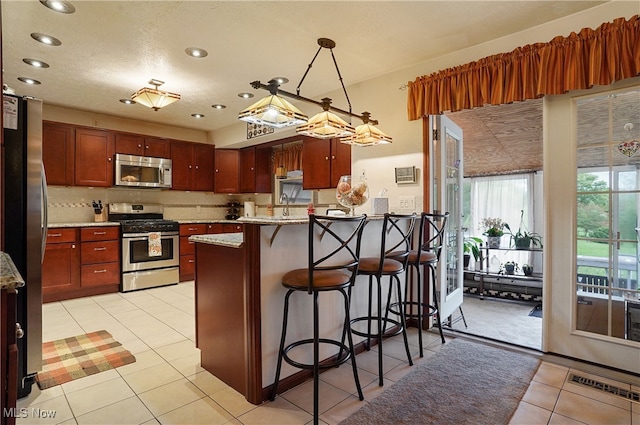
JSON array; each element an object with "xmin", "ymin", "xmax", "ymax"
[
  {"xmin": 270, "ymin": 214, "xmax": 367, "ymax": 425},
  {"xmin": 390, "ymin": 212, "xmax": 449, "ymax": 357},
  {"xmin": 349, "ymin": 213, "xmax": 416, "ymax": 386}
]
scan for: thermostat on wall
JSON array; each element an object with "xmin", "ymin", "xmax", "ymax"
[{"xmin": 395, "ymin": 166, "xmax": 416, "ymax": 184}]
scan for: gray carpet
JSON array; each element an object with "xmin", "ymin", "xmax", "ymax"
[{"xmin": 340, "ymin": 338, "xmax": 540, "ymax": 425}]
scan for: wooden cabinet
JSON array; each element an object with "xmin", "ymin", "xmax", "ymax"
[
  {"xmin": 74, "ymin": 128, "xmax": 115, "ymax": 187},
  {"xmin": 42, "ymin": 228, "xmax": 81, "ymax": 302},
  {"xmin": 115, "ymin": 133, "xmax": 170, "ymax": 158},
  {"xmin": 240, "ymin": 146, "xmax": 271, "ymax": 193},
  {"xmin": 302, "ymin": 138, "xmax": 351, "ymax": 189},
  {"xmin": 214, "ymin": 149, "xmax": 240, "ymax": 193},
  {"xmin": 80, "ymin": 227, "xmax": 120, "ymax": 288},
  {"xmin": 43, "ymin": 226, "xmax": 120, "ymax": 302},
  {"xmin": 179, "ymin": 224, "xmax": 207, "ymax": 281},
  {"xmin": 43, "ymin": 122, "xmax": 75, "ymax": 186},
  {"xmin": 171, "ymin": 142, "xmax": 215, "ymax": 191}
]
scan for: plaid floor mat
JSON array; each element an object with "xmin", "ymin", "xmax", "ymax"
[{"xmin": 36, "ymin": 330, "xmax": 136, "ymax": 390}]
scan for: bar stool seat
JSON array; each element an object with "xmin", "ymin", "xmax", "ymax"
[
  {"xmin": 270, "ymin": 214, "xmax": 367, "ymax": 425},
  {"xmin": 349, "ymin": 213, "xmax": 416, "ymax": 386}
]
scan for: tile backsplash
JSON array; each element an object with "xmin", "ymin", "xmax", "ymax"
[{"xmin": 46, "ymin": 186, "xmax": 341, "ymax": 223}]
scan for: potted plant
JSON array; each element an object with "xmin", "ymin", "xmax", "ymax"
[
  {"xmin": 463, "ymin": 236, "xmax": 483, "ymax": 268},
  {"xmin": 505, "ymin": 210, "xmax": 543, "ymax": 249},
  {"xmin": 500, "ymin": 261, "xmax": 519, "ymax": 275},
  {"xmin": 522, "ymin": 263, "xmax": 534, "ymax": 276},
  {"xmin": 481, "ymin": 217, "xmax": 506, "ymax": 248}
]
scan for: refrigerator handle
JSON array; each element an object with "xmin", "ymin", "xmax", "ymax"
[{"xmin": 41, "ymin": 163, "xmax": 49, "ymax": 263}]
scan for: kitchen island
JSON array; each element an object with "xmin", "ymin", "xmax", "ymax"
[{"xmin": 190, "ymin": 215, "xmax": 388, "ymax": 404}]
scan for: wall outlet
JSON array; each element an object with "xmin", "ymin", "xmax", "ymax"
[{"xmin": 399, "ymin": 196, "xmax": 416, "ymax": 210}]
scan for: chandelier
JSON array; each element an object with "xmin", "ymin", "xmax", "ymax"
[
  {"xmin": 238, "ymin": 38, "xmax": 392, "ymax": 146},
  {"xmin": 131, "ymin": 79, "xmax": 181, "ymax": 111}
]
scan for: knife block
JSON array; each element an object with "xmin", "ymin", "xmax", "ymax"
[{"xmin": 94, "ymin": 210, "xmax": 107, "ymax": 222}]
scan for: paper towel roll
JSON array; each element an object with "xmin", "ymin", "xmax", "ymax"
[{"xmin": 244, "ymin": 201, "xmax": 256, "ymax": 217}]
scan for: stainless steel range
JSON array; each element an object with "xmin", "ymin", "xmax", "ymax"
[{"xmin": 109, "ymin": 203, "xmax": 179, "ymax": 292}]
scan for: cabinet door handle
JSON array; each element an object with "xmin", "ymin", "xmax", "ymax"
[
  {"xmin": 188, "ymin": 259, "xmax": 195, "ymax": 263},
  {"xmin": 189, "ymin": 165, "xmax": 192, "ymax": 169},
  {"xmin": 195, "ymin": 165, "xmax": 199, "ymax": 170},
  {"xmin": 93, "ymin": 247, "xmax": 107, "ymax": 251},
  {"xmin": 145, "ymin": 145, "xmax": 149, "ymax": 149},
  {"xmin": 93, "ymin": 269, "xmax": 107, "ymax": 273},
  {"xmin": 215, "ymin": 169, "xmax": 219, "ymax": 173},
  {"xmin": 72, "ymin": 244, "xmax": 76, "ymax": 249},
  {"xmin": 108, "ymin": 157, "xmax": 112, "ymax": 162},
  {"xmin": 138, "ymin": 144, "xmax": 142, "ymax": 148},
  {"xmin": 325, "ymin": 156, "xmax": 329, "ymax": 161},
  {"xmin": 93, "ymin": 231, "xmax": 107, "ymax": 235},
  {"xmin": 16, "ymin": 323, "xmax": 24, "ymax": 339},
  {"xmin": 48, "ymin": 233, "xmax": 62, "ymax": 237},
  {"xmin": 188, "ymin": 227, "xmax": 198, "ymax": 231},
  {"xmin": 331, "ymin": 155, "xmax": 336, "ymax": 160}
]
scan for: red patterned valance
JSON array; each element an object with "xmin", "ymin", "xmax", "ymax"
[{"xmin": 407, "ymin": 15, "xmax": 640, "ymax": 120}]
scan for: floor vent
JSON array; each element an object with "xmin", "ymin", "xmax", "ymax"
[{"xmin": 569, "ymin": 373, "xmax": 639, "ymax": 402}]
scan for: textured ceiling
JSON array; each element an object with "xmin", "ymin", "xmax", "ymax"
[{"xmin": 1, "ymin": 1, "xmax": 607, "ymax": 133}]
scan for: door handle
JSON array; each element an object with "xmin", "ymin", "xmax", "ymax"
[{"xmin": 15, "ymin": 323, "xmax": 24, "ymax": 339}]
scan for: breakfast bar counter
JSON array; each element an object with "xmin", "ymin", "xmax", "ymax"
[{"xmin": 190, "ymin": 215, "xmax": 386, "ymax": 404}]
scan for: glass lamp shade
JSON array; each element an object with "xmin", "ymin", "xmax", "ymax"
[
  {"xmin": 238, "ymin": 94, "xmax": 308, "ymax": 128},
  {"xmin": 341, "ymin": 122, "xmax": 393, "ymax": 146},
  {"xmin": 131, "ymin": 87, "xmax": 181, "ymax": 111},
  {"xmin": 296, "ymin": 110, "xmax": 355, "ymax": 139}
]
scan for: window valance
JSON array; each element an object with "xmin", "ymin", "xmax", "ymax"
[{"xmin": 407, "ymin": 15, "xmax": 640, "ymax": 120}]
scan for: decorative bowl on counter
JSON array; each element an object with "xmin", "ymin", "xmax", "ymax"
[{"xmin": 336, "ymin": 174, "xmax": 369, "ymax": 216}]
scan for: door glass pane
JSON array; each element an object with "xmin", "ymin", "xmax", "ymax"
[
  {"xmin": 445, "ymin": 129, "xmax": 461, "ymax": 297},
  {"xmin": 575, "ymin": 88, "xmax": 640, "ymax": 342}
]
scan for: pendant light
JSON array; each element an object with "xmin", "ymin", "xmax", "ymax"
[
  {"xmin": 341, "ymin": 112, "xmax": 393, "ymax": 146},
  {"xmin": 296, "ymin": 98, "xmax": 355, "ymax": 139},
  {"xmin": 238, "ymin": 80, "xmax": 308, "ymax": 128}
]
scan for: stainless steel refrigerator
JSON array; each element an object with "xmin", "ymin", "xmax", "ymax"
[{"xmin": 3, "ymin": 94, "xmax": 44, "ymax": 397}]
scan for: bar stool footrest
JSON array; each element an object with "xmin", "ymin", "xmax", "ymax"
[
  {"xmin": 282, "ymin": 338, "xmax": 352, "ymax": 371},
  {"xmin": 388, "ymin": 300, "xmax": 438, "ymax": 320},
  {"xmin": 350, "ymin": 316, "xmax": 404, "ymax": 339}
]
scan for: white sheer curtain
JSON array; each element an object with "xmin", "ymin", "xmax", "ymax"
[{"xmin": 470, "ymin": 174, "xmax": 534, "ymax": 267}]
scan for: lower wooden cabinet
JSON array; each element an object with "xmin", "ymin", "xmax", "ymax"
[{"xmin": 43, "ymin": 226, "xmax": 120, "ymax": 302}]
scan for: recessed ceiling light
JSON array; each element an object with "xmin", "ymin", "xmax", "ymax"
[
  {"xmin": 119, "ymin": 99, "xmax": 136, "ymax": 105},
  {"xmin": 238, "ymin": 93, "xmax": 254, "ymax": 99},
  {"xmin": 211, "ymin": 104, "xmax": 226, "ymax": 110},
  {"xmin": 185, "ymin": 47, "xmax": 208, "ymax": 58},
  {"xmin": 272, "ymin": 77, "xmax": 289, "ymax": 84},
  {"xmin": 23, "ymin": 58, "xmax": 50, "ymax": 68},
  {"xmin": 191, "ymin": 114, "xmax": 205, "ymax": 118},
  {"xmin": 31, "ymin": 33, "xmax": 62, "ymax": 46},
  {"xmin": 18, "ymin": 77, "xmax": 41, "ymax": 85},
  {"xmin": 39, "ymin": 0, "xmax": 76, "ymax": 13}
]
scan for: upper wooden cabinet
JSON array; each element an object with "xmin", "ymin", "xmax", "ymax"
[
  {"xmin": 171, "ymin": 141, "xmax": 215, "ymax": 191},
  {"xmin": 115, "ymin": 133, "xmax": 170, "ymax": 158},
  {"xmin": 302, "ymin": 138, "xmax": 351, "ymax": 189},
  {"xmin": 74, "ymin": 128, "xmax": 115, "ymax": 187},
  {"xmin": 43, "ymin": 122, "xmax": 75, "ymax": 186},
  {"xmin": 240, "ymin": 146, "xmax": 271, "ymax": 193},
  {"xmin": 214, "ymin": 149, "xmax": 240, "ymax": 193}
]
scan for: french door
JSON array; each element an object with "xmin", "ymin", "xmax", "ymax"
[
  {"xmin": 546, "ymin": 82, "xmax": 640, "ymax": 373},
  {"xmin": 429, "ymin": 115, "xmax": 464, "ymax": 319}
]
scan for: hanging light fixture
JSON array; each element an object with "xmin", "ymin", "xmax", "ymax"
[
  {"xmin": 238, "ymin": 80, "xmax": 308, "ymax": 128},
  {"xmin": 238, "ymin": 38, "xmax": 391, "ymax": 146},
  {"xmin": 131, "ymin": 79, "xmax": 181, "ymax": 111},
  {"xmin": 341, "ymin": 112, "xmax": 393, "ymax": 146}
]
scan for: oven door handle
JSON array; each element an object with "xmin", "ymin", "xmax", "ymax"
[{"xmin": 122, "ymin": 232, "xmax": 179, "ymax": 239}]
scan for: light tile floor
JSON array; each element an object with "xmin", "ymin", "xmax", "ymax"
[{"xmin": 16, "ymin": 282, "xmax": 640, "ymax": 425}]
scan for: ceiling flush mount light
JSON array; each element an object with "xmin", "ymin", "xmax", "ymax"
[
  {"xmin": 40, "ymin": 0, "xmax": 75, "ymax": 14},
  {"xmin": 239, "ymin": 38, "xmax": 391, "ymax": 145},
  {"xmin": 23, "ymin": 58, "xmax": 50, "ymax": 68},
  {"xmin": 18, "ymin": 77, "xmax": 41, "ymax": 85},
  {"xmin": 31, "ymin": 33, "xmax": 62, "ymax": 46},
  {"xmin": 185, "ymin": 47, "xmax": 208, "ymax": 58},
  {"xmin": 131, "ymin": 79, "xmax": 181, "ymax": 111}
]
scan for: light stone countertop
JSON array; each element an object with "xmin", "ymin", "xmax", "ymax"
[
  {"xmin": 48, "ymin": 221, "xmax": 121, "ymax": 228},
  {"xmin": 237, "ymin": 214, "xmax": 386, "ymax": 225},
  {"xmin": 189, "ymin": 233, "xmax": 243, "ymax": 248},
  {"xmin": 176, "ymin": 219, "xmax": 241, "ymax": 224},
  {"xmin": 0, "ymin": 252, "xmax": 25, "ymax": 290}
]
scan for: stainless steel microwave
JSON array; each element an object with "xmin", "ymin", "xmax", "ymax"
[{"xmin": 114, "ymin": 153, "xmax": 172, "ymax": 188}]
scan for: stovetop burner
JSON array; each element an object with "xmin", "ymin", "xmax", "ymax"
[{"xmin": 108, "ymin": 203, "xmax": 179, "ymax": 233}]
